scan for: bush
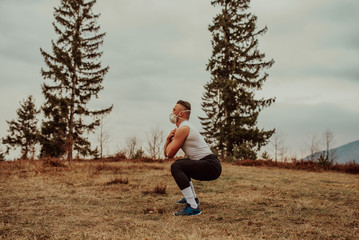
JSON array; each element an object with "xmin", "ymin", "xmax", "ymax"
[
  {"xmin": 115, "ymin": 151, "xmax": 127, "ymax": 159},
  {"xmin": 317, "ymin": 151, "xmax": 333, "ymax": 169},
  {"xmin": 42, "ymin": 158, "xmax": 67, "ymax": 168},
  {"xmin": 132, "ymin": 148, "xmax": 145, "ymax": 159},
  {"xmin": 261, "ymin": 151, "xmax": 272, "ymax": 161},
  {"xmin": 330, "ymin": 161, "xmax": 359, "ymax": 174},
  {"xmin": 0, "ymin": 152, "xmax": 5, "ymax": 161},
  {"xmin": 233, "ymin": 158, "xmax": 359, "ymax": 174},
  {"xmin": 154, "ymin": 184, "xmax": 167, "ymax": 194}
]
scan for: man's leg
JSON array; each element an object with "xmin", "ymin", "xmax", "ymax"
[
  {"xmin": 181, "ymin": 186, "xmax": 198, "ymax": 209},
  {"xmin": 171, "ymin": 157, "xmax": 221, "ymax": 184},
  {"xmin": 171, "ymin": 156, "xmax": 221, "ymax": 207},
  {"xmin": 171, "ymin": 159, "xmax": 198, "ymax": 208},
  {"xmin": 189, "ymin": 181, "xmax": 197, "ymax": 199}
]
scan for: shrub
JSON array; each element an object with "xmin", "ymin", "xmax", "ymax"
[
  {"xmin": 233, "ymin": 158, "xmax": 359, "ymax": 174},
  {"xmin": 154, "ymin": 184, "xmax": 167, "ymax": 194},
  {"xmin": 317, "ymin": 151, "xmax": 333, "ymax": 169},
  {"xmin": 330, "ymin": 161, "xmax": 359, "ymax": 174},
  {"xmin": 261, "ymin": 151, "xmax": 272, "ymax": 161},
  {"xmin": 42, "ymin": 158, "xmax": 67, "ymax": 168}
]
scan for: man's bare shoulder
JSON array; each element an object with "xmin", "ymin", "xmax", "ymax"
[{"xmin": 175, "ymin": 125, "xmax": 190, "ymax": 138}]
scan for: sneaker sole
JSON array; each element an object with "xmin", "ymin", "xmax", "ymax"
[
  {"xmin": 173, "ymin": 211, "xmax": 202, "ymax": 216},
  {"xmin": 176, "ymin": 200, "xmax": 200, "ymax": 205}
]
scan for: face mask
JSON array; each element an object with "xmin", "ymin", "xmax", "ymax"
[
  {"xmin": 169, "ymin": 113, "xmax": 177, "ymax": 124},
  {"xmin": 169, "ymin": 110, "xmax": 191, "ymax": 124}
]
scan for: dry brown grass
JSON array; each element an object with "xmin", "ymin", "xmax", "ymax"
[{"xmin": 0, "ymin": 159, "xmax": 358, "ymax": 240}]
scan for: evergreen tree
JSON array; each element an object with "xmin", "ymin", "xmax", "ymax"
[
  {"xmin": 2, "ymin": 96, "xmax": 39, "ymax": 160},
  {"xmin": 40, "ymin": 0, "xmax": 112, "ymax": 160},
  {"xmin": 0, "ymin": 150, "xmax": 5, "ymax": 161},
  {"xmin": 200, "ymin": 0, "xmax": 275, "ymax": 160}
]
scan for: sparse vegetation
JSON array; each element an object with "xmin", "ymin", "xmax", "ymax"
[
  {"xmin": 0, "ymin": 159, "xmax": 358, "ymax": 239},
  {"xmin": 105, "ymin": 177, "xmax": 129, "ymax": 185},
  {"xmin": 317, "ymin": 151, "xmax": 333, "ymax": 169},
  {"xmin": 125, "ymin": 136, "xmax": 145, "ymax": 159},
  {"xmin": 154, "ymin": 184, "xmax": 167, "ymax": 195},
  {"xmin": 235, "ymin": 159, "xmax": 359, "ymax": 174},
  {"xmin": 260, "ymin": 151, "xmax": 271, "ymax": 161},
  {"xmin": 147, "ymin": 126, "xmax": 165, "ymax": 160}
]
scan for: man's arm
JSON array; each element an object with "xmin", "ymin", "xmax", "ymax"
[
  {"xmin": 164, "ymin": 128, "xmax": 176, "ymax": 158},
  {"xmin": 165, "ymin": 126, "xmax": 189, "ymax": 158}
]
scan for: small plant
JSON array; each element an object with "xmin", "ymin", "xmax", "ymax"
[
  {"xmin": 154, "ymin": 184, "xmax": 167, "ymax": 194},
  {"xmin": 125, "ymin": 136, "xmax": 144, "ymax": 159},
  {"xmin": 261, "ymin": 151, "xmax": 272, "ymax": 161},
  {"xmin": 114, "ymin": 151, "xmax": 127, "ymax": 160},
  {"xmin": 105, "ymin": 178, "xmax": 129, "ymax": 185},
  {"xmin": 132, "ymin": 148, "xmax": 145, "ymax": 159},
  {"xmin": 157, "ymin": 208, "xmax": 166, "ymax": 214},
  {"xmin": 317, "ymin": 152, "xmax": 333, "ymax": 169},
  {"xmin": 143, "ymin": 207, "xmax": 166, "ymax": 214}
]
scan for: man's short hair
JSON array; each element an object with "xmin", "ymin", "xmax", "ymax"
[{"xmin": 177, "ymin": 100, "xmax": 191, "ymax": 111}]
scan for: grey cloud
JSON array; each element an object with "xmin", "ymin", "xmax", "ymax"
[
  {"xmin": 257, "ymin": 0, "xmax": 359, "ymax": 83},
  {"xmin": 296, "ymin": 65, "xmax": 359, "ymax": 82}
]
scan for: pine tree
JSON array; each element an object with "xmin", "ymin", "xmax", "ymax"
[
  {"xmin": 40, "ymin": 0, "xmax": 112, "ymax": 160},
  {"xmin": 2, "ymin": 96, "xmax": 39, "ymax": 160},
  {"xmin": 200, "ymin": 0, "xmax": 275, "ymax": 160},
  {"xmin": 0, "ymin": 149, "xmax": 5, "ymax": 161}
]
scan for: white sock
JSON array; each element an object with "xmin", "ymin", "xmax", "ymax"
[
  {"xmin": 189, "ymin": 181, "xmax": 197, "ymax": 199},
  {"xmin": 181, "ymin": 186, "xmax": 198, "ymax": 208}
]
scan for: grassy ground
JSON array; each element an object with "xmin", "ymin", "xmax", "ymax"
[{"xmin": 0, "ymin": 159, "xmax": 358, "ymax": 240}]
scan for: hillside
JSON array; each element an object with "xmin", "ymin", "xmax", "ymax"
[
  {"xmin": 1, "ymin": 159, "xmax": 358, "ymax": 239},
  {"xmin": 333, "ymin": 139, "xmax": 359, "ymax": 163},
  {"xmin": 305, "ymin": 139, "xmax": 359, "ymax": 164}
]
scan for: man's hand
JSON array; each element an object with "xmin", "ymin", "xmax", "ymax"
[
  {"xmin": 167, "ymin": 128, "xmax": 177, "ymax": 142},
  {"xmin": 165, "ymin": 126, "xmax": 189, "ymax": 158}
]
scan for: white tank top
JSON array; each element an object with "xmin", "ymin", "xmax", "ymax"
[{"xmin": 179, "ymin": 120, "xmax": 213, "ymax": 160}]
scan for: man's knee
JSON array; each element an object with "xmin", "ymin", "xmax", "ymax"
[{"xmin": 171, "ymin": 161, "xmax": 180, "ymax": 175}]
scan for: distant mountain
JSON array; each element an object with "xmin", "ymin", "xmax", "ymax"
[
  {"xmin": 333, "ymin": 140, "xmax": 359, "ymax": 164},
  {"xmin": 305, "ymin": 139, "xmax": 359, "ymax": 164}
]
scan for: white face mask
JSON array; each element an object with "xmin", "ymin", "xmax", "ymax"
[
  {"xmin": 169, "ymin": 110, "xmax": 191, "ymax": 124},
  {"xmin": 169, "ymin": 113, "xmax": 177, "ymax": 124}
]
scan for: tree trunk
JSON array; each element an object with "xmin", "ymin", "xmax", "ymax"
[
  {"xmin": 68, "ymin": 7, "xmax": 80, "ymax": 162},
  {"xmin": 67, "ymin": 73, "xmax": 76, "ymax": 162}
]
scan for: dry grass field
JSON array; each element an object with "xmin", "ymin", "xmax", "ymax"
[{"xmin": 1, "ymin": 159, "xmax": 358, "ymax": 240}]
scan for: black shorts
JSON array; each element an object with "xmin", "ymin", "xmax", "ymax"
[{"xmin": 170, "ymin": 154, "xmax": 222, "ymax": 190}]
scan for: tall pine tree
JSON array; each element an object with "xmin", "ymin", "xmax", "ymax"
[
  {"xmin": 40, "ymin": 0, "xmax": 112, "ymax": 160},
  {"xmin": 200, "ymin": 0, "xmax": 275, "ymax": 160},
  {"xmin": 2, "ymin": 96, "xmax": 39, "ymax": 160}
]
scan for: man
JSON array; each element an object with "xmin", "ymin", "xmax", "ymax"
[{"xmin": 164, "ymin": 100, "xmax": 222, "ymax": 216}]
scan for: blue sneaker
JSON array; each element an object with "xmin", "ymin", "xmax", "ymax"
[
  {"xmin": 176, "ymin": 197, "xmax": 199, "ymax": 204},
  {"xmin": 173, "ymin": 203, "xmax": 201, "ymax": 216}
]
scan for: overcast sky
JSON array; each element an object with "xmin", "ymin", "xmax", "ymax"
[{"xmin": 1, "ymin": 0, "xmax": 358, "ymax": 159}]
